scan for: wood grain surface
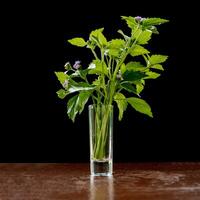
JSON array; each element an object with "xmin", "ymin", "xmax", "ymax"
[{"xmin": 0, "ymin": 163, "xmax": 200, "ymax": 200}]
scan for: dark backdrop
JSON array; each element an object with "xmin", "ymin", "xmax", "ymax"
[{"xmin": 1, "ymin": 1, "xmax": 199, "ymax": 162}]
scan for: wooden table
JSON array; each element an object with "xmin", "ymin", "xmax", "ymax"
[{"xmin": 0, "ymin": 163, "xmax": 200, "ymax": 199}]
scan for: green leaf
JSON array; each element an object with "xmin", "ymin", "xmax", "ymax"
[
  {"xmin": 130, "ymin": 45, "xmax": 150, "ymax": 57},
  {"xmin": 126, "ymin": 61, "xmax": 146, "ymax": 71},
  {"xmin": 108, "ymin": 39, "xmax": 125, "ymax": 57},
  {"xmin": 55, "ymin": 72, "xmax": 69, "ymax": 84},
  {"xmin": 142, "ymin": 18, "xmax": 169, "ymax": 27},
  {"xmin": 133, "ymin": 79, "xmax": 145, "ymax": 85},
  {"xmin": 132, "ymin": 28, "xmax": 142, "ymax": 38},
  {"xmin": 89, "ymin": 28, "xmax": 107, "ymax": 46},
  {"xmin": 114, "ymin": 93, "xmax": 127, "ymax": 120},
  {"xmin": 148, "ymin": 26, "xmax": 159, "ymax": 34},
  {"xmin": 149, "ymin": 55, "xmax": 168, "ymax": 65},
  {"xmin": 64, "ymin": 62, "xmax": 72, "ymax": 70},
  {"xmin": 78, "ymin": 91, "xmax": 91, "ymax": 114},
  {"xmin": 88, "ymin": 60, "xmax": 108, "ymax": 76},
  {"xmin": 136, "ymin": 83, "xmax": 144, "ymax": 94},
  {"xmin": 120, "ymin": 63, "xmax": 126, "ymax": 74},
  {"xmin": 151, "ymin": 64, "xmax": 164, "ymax": 71},
  {"xmin": 121, "ymin": 82, "xmax": 137, "ymax": 94},
  {"xmin": 127, "ymin": 97, "xmax": 153, "ymax": 117},
  {"xmin": 145, "ymin": 71, "xmax": 160, "ymax": 79},
  {"xmin": 133, "ymin": 80, "xmax": 145, "ymax": 95},
  {"xmin": 71, "ymin": 69, "xmax": 89, "ymax": 79},
  {"xmin": 98, "ymin": 32, "xmax": 107, "ymax": 46},
  {"xmin": 108, "ymin": 49, "xmax": 119, "ymax": 57},
  {"xmin": 68, "ymin": 37, "xmax": 87, "ymax": 47},
  {"xmin": 121, "ymin": 16, "xmax": 137, "ymax": 30},
  {"xmin": 136, "ymin": 30, "xmax": 152, "ymax": 45},
  {"xmin": 92, "ymin": 77, "xmax": 101, "ymax": 86},
  {"xmin": 56, "ymin": 89, "xmax": 68, "ymax": 99},
  {"xmin": 67, "ymin": 95, "xmax": 79, "ymax": 122},
  {"xmin": 68, "ymin": 82, "xmax": 95, "ymax": 94},
  {"xmin": 109, "ymin": 39, "xmax": 125, "ymax": 48},
  {"xmin": 79, "ymin": 69, "xmax": 89, "ymax": 79},
  {"xmin": 67, "ymin": 91, "xmax": 92, "ymax": 122},
  {"xmin": 123, "ymin": 70, "xmax": 146, "ymax": 82}
]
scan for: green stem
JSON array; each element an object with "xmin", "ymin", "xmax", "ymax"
[
  {"xmin": 112, "ymin": 26, "xmax": 142, "ymax": 81},
  {"xmin": 91, "ymin": 48, "xmax": 98, "ymax": 60},
  {"xmin": 93, "ymin": 104, "xmax": 111, "ymax": 160}
]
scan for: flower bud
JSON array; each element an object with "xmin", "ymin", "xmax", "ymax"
[
  {"xmin": 116, "ymin": 71, "xmax": 123, "ymax": 80},
  {"xmin": 64, "ymin": 62, "xmax": 71, "ymax": 70}
]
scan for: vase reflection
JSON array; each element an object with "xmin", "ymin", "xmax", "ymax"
[{"xmin": 90, "ymin": 175, "xmax": 114, "ymax": 200}]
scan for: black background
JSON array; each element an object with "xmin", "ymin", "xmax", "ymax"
[{"xmin": 1, "ymin": 1, "xmax": 199, "ymax": 162}]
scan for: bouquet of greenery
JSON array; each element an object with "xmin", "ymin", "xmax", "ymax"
[{"xmin": 55, "ymin": 16, "xmax": 169, "ymax": 163}]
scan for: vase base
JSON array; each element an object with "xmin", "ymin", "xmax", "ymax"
[{"xmin": 91, "ymin": 159, "xmax": 113, "ymax": 176}]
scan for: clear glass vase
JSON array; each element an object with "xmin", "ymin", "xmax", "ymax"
[{"xmin": 89, "ymin": 104, "xmax": 113, "ymax": 176}]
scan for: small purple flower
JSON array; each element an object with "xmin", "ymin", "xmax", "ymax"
[
  {"xmin": 135, "ymin": 16, "xmax": 143, "ymax": 22},
  {"xmin": 62, "ymin": 80, "xmax": 68, "ymax": 88},
  {"xmin": 73, "ymin": 60, "xmax": 81, "ymax": 70}
]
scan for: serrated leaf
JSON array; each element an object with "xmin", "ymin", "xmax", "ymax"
[
  {"xmin": 88, "ymin": 60, "xmax": 108, "ymax": 76},
  {"xmin": 89, "ymin": 28, "xmax": 107, "ymax": 46},
  {"xmin": 68, "ymin": 37, "xmax": 87, "ymax": 47},
  {"xmin": 55, "ymin": 72, "xmax": 69, "ymax": 84},
  {"xmin": 127, "ymin": 97, "xmax": 153, "ymax": 117},
  {"xmin": 92, "ymin": 77, "xmax": 101, "ymax": 86},
  {"xmin": 132, "ymin": 28, "xmax": 142, "ymax": 38},
  {"xmin": 123, "ymin": 70, "xmax": 146, "ymax": 82},
  {"xmin": 98, "ymin": 32, "xmax": 107, "ymax": 46},
  {"xmin": 126, "ymin": 61, "xmax": 146, "ymax": 71},
  {"xmin": 56, "ymin": 89, "xmax": 68, "ymax": 99},
  {"xmin": 151, "ymin": 64, "xmax": 164, "ymax": 71},
  {"xmin": 121, "ymin": 16, "xmax": 137, "ymax": 30},
  {"xmin": 108, "ymin": 49, "xmax": 120, "ymax": 57},
  {"xmin": 108, "ymin": 39, "xmax": 125, "ymax": 57},
  {"xmin": 130, "ymin": 45, "xmax": 150, "ymax": 57},
  {"xmin": 133, "ymin": 79, "xmax": 145, "ymax": 85},
  {"xmin": 145, "ymin": 71, "xmax": 160, "ymax": 79},
  {"xmin": 149, "ymin": 55, "xmax": 168, "ymax": 65},
  {"xmin": 114, "ymin": 93, "xmax": 127, "ymax": 120},
  {"xmin": 136, "ymin": 30, "xmax": 152, "ymax": 44},
  {"xmin": 148, "ymin": 26, "xmax": 159, "ymax": 34},
  {"xmin": 109, "ymin": 39, "xmax": 125, "ymax": 48},
  {"xmin": 142, "ymin": 18, "xmax": 169, "ymax": 27},
  {"xmin": 136, "ymin": 83, "xmax": 144, "ymax": 94},
  {"xmin": 90, "ymin": 28, "xmax": 104, "ymax": 37}
]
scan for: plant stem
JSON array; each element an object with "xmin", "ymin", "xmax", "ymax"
[
  {"xmin": 91, "ymin": 48, "xmax": 98, "ymax": 60},
  {"xmin": 112, "ymin": 25, "xmax": 142, "ymax": 81},
  {"xmin": 93, "ymin": 104, "xmax": 111, "ymax": 160}
]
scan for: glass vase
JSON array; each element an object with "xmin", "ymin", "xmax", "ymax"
[{"xmin": 89, "ymin": 104, "xmax": 113, "ymax": 176}]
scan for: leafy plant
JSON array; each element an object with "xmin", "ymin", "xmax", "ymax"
[{"xmin": 55, "ymin": 16, "xmax": 169, "ymax": 122}]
